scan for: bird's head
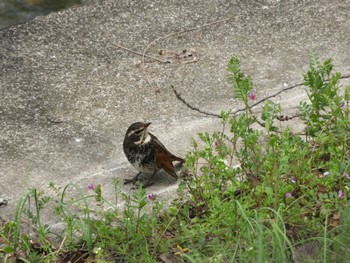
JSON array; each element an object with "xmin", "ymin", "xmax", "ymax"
[{"xmin": 124, "ymin": 122, "xmax": 151, "ymax": 145}]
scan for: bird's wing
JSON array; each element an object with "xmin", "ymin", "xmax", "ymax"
[{"xmin": 149, "ymin": 133, "xmax": 184, "ymax": 162}]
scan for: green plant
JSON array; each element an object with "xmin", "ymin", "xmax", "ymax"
[
  {"xmin": 178, "ymin": 53, "xmax": 350, "ymax": 261},
  {"xmin": 0, "ymin": 189, "xmax": 55, "ymax": 262},
  {"xmin": 1, "ymin": 53, "xmax": 349, "ymax": 262}
]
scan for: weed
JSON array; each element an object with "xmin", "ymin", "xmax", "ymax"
[{"xmin": 1, "ymin": 53, "xmax": 349, "ymax": 262}]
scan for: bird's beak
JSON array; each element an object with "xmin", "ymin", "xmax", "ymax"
[{"xmin": 144, "ymin": 122, "xmax": 151, "ymax": 128}]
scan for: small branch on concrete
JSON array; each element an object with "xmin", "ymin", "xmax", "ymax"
[
  {"xmin": 231, "ymin": 81, "xmax": 306, "ymax": 115},
  {"xmin": 112, "ymin": 43, "xmax": 169, "ymax": 63},
  {"xmin": 114, "ymin": 18, "xmax": 233, "ymax": 94},
  {"xmin": 172, "ymin": 73, "xmax": 350, "ymax": 119},
  {"xmin": 142, "ymin": 17, "xmax": 233, "ymax": 64},
  {"xmin": 171, "ymin": 85, "xmax": 221, "ymax": 118}
]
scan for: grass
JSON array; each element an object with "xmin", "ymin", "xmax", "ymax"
[{"xmin": 1, "ymin": 52, "xmax": 350, "ymax": 262}]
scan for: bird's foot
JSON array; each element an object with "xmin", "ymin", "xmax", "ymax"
[
  {"xmin": 124, "ymin": 178, "xmax": 138, "ymax": 185},
  {"xmin": 129, "ymin": 180, "xmax": 155, "ymax": 189},
  {"xmin": 124, "ymin": 172, "xmax": 142, "ymax": 185}
]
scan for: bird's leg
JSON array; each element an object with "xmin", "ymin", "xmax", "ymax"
[
  {"xmin": 124, "ymin": 172, "xmax": 142, "ymax": 185},
  {"xmin": 143, "ymin": 171, "xmax": 158, "ymax": 188}
]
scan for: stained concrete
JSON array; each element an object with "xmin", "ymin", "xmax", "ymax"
[{"xmin": 0, "ymin": 0, "xmax": 350, "ymax": 223}]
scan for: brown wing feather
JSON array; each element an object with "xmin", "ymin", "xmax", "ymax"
[
  {"xmin": 149, "ymin": 132, "xmax": 184, "ymax": 178},
  {"xmin": 157, "ymin": 152, "xmax": 178, "ymax": 179},
  {"xmin": 149, "ymin": 133, "xmax": 184, "ymax": 162}
]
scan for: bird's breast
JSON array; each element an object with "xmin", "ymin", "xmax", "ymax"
[{"xmin": 124, "ymin": 142, "xmax": 158, "ymax": 173}]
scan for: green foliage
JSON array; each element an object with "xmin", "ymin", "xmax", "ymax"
[
  {"xmin": 261, "ymin": 100, "xmax": 281, "ymax": 133},
  {"xmin": 227, "ymin": 57, "xmax": 253, "ymax": 106},
  {"xmin": 1, "ymin": 53, "xmax": 349, "ymax": 262},
  {"xmin": 299, "ymin": 50, "xmax": 344, "ymax": 138},
  {"xmin": 180, "ymin": 53, "xmax": 350, "ymax": 261}
]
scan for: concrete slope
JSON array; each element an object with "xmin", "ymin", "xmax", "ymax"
[{"xmin": 0, "ymin": 0, "xmax": 349, "ymax": 223}]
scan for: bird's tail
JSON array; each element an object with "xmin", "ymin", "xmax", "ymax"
[{"xmin": 171, "ymin": 154, "xmax": 184, "ymax": 163}]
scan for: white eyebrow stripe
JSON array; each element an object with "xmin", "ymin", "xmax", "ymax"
[{"xmin": 127, "ymin": 127, "xmax": 144, "ymax": 137}]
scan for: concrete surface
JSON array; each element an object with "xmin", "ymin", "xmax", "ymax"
[{"xmin": 1, "ymin": 0, "xmax": 350, "ymax": 224}]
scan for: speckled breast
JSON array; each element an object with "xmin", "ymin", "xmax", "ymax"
[{"xmin": 124, "ymin": 142, "xmax": 159, "ymax": 174}]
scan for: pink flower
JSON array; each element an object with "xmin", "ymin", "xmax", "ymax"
[
  {"xmin": 249, "ymin": 92, "xmax": 256, "ymax": 101},
  {"xmin": 214, "ymin": 139, "xmax": 220, "ymax": 147},
  {"xmin": 88, "ymin": 184, "xmax": 95, "ymax": 190},
  {"xmin": 147, "ymin": 193, "xmax": 156, "ymax": 201},
  {"xmin": 285, "ymin": 192, "xmax": 293, "ymax": 198},
  {"xmin": 343, "ymin": 172, "xmax": 350, "ymax": 180},
  {"xmin": 338, "ymin": 190, "xmax": 345, "ymax": 199}
]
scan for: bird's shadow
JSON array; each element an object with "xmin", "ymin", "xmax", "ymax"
[{"xmin": 126, "ymin": 162, "xmax": 183, "ymax": 188}]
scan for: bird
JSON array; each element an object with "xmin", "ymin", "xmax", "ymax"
[{"xmin": 123, "ymin": 122, "xmax": 184, "ymax": 187}]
